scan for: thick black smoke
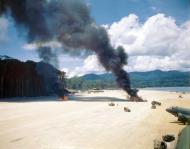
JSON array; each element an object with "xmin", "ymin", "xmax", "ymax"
[
  {"xmin": 37, "ymin": 46, "xmax": 58, "ymax": 67},
  {"xmin": 0, "ymin": 0, "xmax": 136, "ymax": 96},
  {"xmin": 36, "ymin": 62, "xmax": 65, "ymax": 96}
]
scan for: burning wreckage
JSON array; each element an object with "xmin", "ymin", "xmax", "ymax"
[
  {"xmin": 0, "ymin": 0, "xmax": 145, "ymax": 101},
  {"xmin": 128, "ymin": 89, "xmax": 145, "ymax": 102},
  {"xmin": 36, "ymin": 62, "xmax": 70, "ymax": 100}
]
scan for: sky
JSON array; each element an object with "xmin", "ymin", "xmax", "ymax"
[{"xmin": 0, "ymin": 0, "xmax": 190, "ymax": 77}]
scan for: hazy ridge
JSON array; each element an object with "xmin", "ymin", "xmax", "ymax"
[{"xmin": 67, "ymin": 70, "xmax": 190, "ymax": 89}]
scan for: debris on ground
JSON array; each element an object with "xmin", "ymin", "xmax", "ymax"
[
  {"xmin": 152, "ymin": 101, "xmax": 161, "ymax": 106},
  {"xmin": 124, "ymin": 107, "xmax": 131, "ymax": 112},
  {"xmin": 162, "ymin": 134, "xmax": 175, "ymax": 142},
  {"xmin": 151, "ymin": 105, "xmax": 156, "ymax": 109},
  {"xmin": 151, "ymin": 101, "xmax": 161, "ymax": 109},
  {"xmin": 178, "ymin": 95, "xmax": 183, "ymax": 98},
  {"xmin": 154, "ymin": 134, "xmax": 175, "ymax": 149},
  {"xmin": 88, "ymin": 88, "xmax": 104, "ymax": 94},
  {"xmin": 108, "ymin": 102, "xmax": 115, "ymax": 106},
  {"xmin": 153, "ymin": 140, "xmax": 167, "ymax": 149}
]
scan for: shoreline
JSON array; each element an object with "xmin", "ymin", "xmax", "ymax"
[{"xmin": 140, "ymin": 86, "xmax": 190, "ymax": 93}]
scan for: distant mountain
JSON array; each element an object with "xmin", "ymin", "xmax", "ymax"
[
  {"xmin": 129, "ymin": 70, "xmax": 190, "ymax": 87},
  {"xmin": 0, "ymin": 55, "xmax": 14, "ymax": 60},
  {"xmin": 82, "ymin": 73, "xmax": 115, "ymax": 81},
  {"xmin": 79, "ymin": 70, "xmax": 190, "ymax": 88}
]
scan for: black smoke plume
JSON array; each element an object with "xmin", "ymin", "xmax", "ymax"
[
  {"xmin": 0, "ymin": 0, "xmax": 137, "ymax": 97},
  {"xmin": 36, "ymin": 62, "xmax": 65, "ymax": 96},
  {"xmin": 37, "ymin": 46, "xmax": 58, "ymax": 67}
]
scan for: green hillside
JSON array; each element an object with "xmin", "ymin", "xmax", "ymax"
[{"xmin": 66, "ymin": 70, "xmax": 190, "ymax": 90}]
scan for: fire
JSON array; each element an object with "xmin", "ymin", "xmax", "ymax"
[
  {"xmin": 130, "ymin": 96, "xmax": 144, "ymax": 102},
  {"xmin": 60, "ymin": 95, "xmax": 69, "ymax": 101},
  {"xmin": 128, "ymin": 89, "xmax": 147, "ymax": 102}
]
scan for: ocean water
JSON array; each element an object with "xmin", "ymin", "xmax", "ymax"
[{"xmin": 141, "ymin": 87, "xmax": 190, "ymax": 92}]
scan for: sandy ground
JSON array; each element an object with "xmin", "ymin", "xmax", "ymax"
[{"xmin": 0, "ymin": 90, "xmax": 190, "ymax": 149}]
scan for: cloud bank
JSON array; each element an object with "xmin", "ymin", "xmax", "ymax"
[
  {"xmin": 67, "ymin": 13, "xmax": 190, "ymax": 77},
  {"xmin": 64, "ymin": 54, "xmax": 104, "ymax": 77},
  {"xmin": 108, "ymin": 13, "xmax": 190, "ymax": 72}
]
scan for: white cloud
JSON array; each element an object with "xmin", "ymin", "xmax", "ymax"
[
  {"xmin": 106, "ymin": 13, "xmax": 190, "ymax": 72},
  {"xmin": 125, "ymin": 56, "xmax": 188, "ymax": 72},
  {"xmin": 0, "ymin": 17, "xmax": 9, "ymax": 43},
  {"xmin": 151, "ymin": 6, "xmax": 159, "ymax": 13},
  {"xmin": 65, "ymin": 55, "xmax": 105, "ymax": 77},
  {"xmin": 151, "ymin": 6, "xmax": 157, "ymax": 11},
  {"xmin": 22, "ymin": 43, "xmax": 38, "ymax": 50},
  {"xmin": 23, "ymin": 41, "xmax": 62, "ymax": 50}
]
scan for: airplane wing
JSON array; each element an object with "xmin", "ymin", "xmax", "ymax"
[{"xmin": 178, "ymin": 113, "xmax": 190, "ymax": 124}]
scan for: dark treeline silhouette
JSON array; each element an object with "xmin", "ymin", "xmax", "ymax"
[{"xmin": 0, "ymin": 57, "xmax": 66, "ymax": 99}]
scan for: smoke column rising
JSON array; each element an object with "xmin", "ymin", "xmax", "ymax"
[
  {"xmin": 0, "ymin": 0, "xmax": 136, "ymax": 96},
  {"xmin": 36, "ymin": 62, "xmax": 65, "ymax": 96}
]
